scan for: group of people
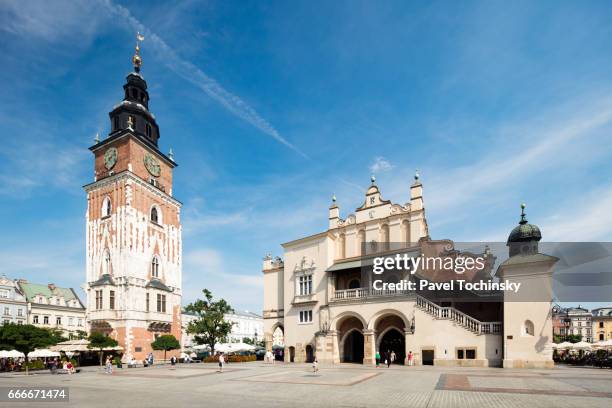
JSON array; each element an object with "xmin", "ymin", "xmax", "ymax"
[
  {"xmin": 375, "ymin": 350, "xmax": 414, "ymax": 367},
  {"xmin": 0, "ymin": 357, "xmax": 23, "ymax": 372},
  {"xmin": 49, "ymin": 358, "xmax": 76, "ymax": 374}
]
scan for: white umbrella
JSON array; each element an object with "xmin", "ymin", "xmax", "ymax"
[
  {"xmin": 571, "ymin": 341, "xmax": 592, "ymax": 350},
  {"xmin": 7, "ymin": 350, "xmax": 25, "ymax": 358},
  {"xmin": 192, "ymin": 344, "xmax": 210, "ymax": 351},
  {"xmin": 215, "ymin": 342, "xmax": 255, "ymax": 353},
  {"xmin": 593, "ymin": 339, "xmax": 612, "ymax": 349},
  {"xmin": 28, "ymin": 349, "xmax": 61, "ymax": 358},
  {"xmin": 0, "ymin": 350, "xmax": 11, "ymax": 358},
  {"xmin": 556, "ymin": 342, "xmax": 573, "ymax": 349}
]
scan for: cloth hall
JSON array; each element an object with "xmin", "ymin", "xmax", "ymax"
[{"xmin": 263, "ymin": 175, "xmax": 556, "ymax": 368}]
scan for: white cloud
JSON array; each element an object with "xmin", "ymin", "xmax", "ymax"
[{"xmin": 369, "ymin": 156, "xmax": 393, "ymax": 174}]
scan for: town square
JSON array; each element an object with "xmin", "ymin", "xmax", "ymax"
[{"xmin": 1, "ymin": 0, "xmax": 612, "ymax": 407}]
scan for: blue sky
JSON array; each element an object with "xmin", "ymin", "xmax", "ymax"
[{"xmin": 1, "ymin": 0, "xmax": 612, "ymax": 312}]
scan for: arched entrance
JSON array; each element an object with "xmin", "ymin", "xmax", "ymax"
[
  {"xmin": 335, "ymin": 313, "xmax": 366, "ymax": 364},
  {"xmin": 372, "ymin": 312, "xmax": 408, "ymax": 365},
  {"xmin": 378, "ymin": 328, "xmax": 405, "ymax": 364},
  {"xmin": 342, "ymin": 330, "xmax": 364, "ymax": 363},
  {"xmin": 305, "ymin": 345, "xmax": 314, "ymax": 363}
]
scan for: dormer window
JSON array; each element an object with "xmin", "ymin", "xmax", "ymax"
[{"xmin": 146, "ymin": 123, "xmax": 152, "ymax": 138}]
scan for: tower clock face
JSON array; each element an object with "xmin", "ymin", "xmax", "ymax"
[
  {"xmin": 144, "ymin": 153, "xmax": 161, "ymax": 177},
  {"xmin": 104, "ymin": 147, "xmax": 118, "ymax": 170}
]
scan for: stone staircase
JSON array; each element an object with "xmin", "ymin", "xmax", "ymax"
[{"xmin": 416, "ymin": 295, "xmax": 502, "ymax": 335}]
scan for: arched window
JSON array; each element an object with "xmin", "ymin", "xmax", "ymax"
[
  {"xmin": 151, "ymin": 256, "xmax": 160, "ymax": 278},
  {"xmin": 523, "ymin": 320, "xmax": 534, "ymax": 336},
  {"xmin": 150, "ymin": 206, "xmax": 159, "ymax": 224},
  {"xmin": 101, "ymin": 197, "xmax": 112, "ymax": 218}
]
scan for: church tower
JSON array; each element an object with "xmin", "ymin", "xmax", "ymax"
[{"xmin": 83, "ymin": 36, "xmax": 182, "ymax": 361}]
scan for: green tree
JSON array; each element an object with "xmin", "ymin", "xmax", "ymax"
[
  {"xmin": 0, "ymin": 323, "xmax": 65, "ymax": 374},
  {"xmin": 88, "ymin": 332, "xmax": 118, "ymax": 367},
  {"xmin": 184, "ymin": 289, "xmax": 234, "ymax": 355},
  {"xmin": 151, "ymin": 334, "xmax": 180, "ymax": 361}
]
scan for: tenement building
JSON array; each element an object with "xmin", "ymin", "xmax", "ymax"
[
  {"xmin": 263, "ymin": 175, "xmax": 556, "ymax": 368},
  {"xmin": 0, "ymin": 275, "xmax": 27, "ymax": 325},
  {"xmin": 16, "ymin": 280, "xmax": 85, "ymax": 336},
  {"xmin": 83, "ymin": 39, "xmax": 182, "ymax": 361}
]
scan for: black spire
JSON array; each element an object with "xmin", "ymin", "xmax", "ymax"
[{"xmin": 107, "ymin": 34, "xmax": 160, "ymax": 147}]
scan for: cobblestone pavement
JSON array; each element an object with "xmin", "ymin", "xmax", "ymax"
[{"xmin": 1, "ymin": 363, "xmax": 611, "ymax": 408}]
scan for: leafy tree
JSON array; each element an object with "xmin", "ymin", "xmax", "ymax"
[
  {"xmin": 74, "ymin": 330, "xmax": 88, "ymax": 340},
  {"xmin": 0, "ymin": 323, "xmax": 65, "ymax": 374},
  {"xmin": 184, "ymin": 289, "xmax": 234, "ymax": 355},
  {"xmin": 88, "ymin": 332, "xmax": 118, "ymax": 367},
  {"xmin": 151, "ymin": 334, "xmax": 180, "ymax": 361}
]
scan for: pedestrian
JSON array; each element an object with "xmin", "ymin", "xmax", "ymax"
[
  {"xmin": 148, "ymin": 353, "xmax": 154, "ymax": 367},
  {"xmin": 218, "ymin": 353, "xmax": 225, "ymax": 372},
  {"xmin": 408, "ymin": 351, "xmax": 414, "ymax": 366},
  {"xmin": 312, "ymin": 357, "xmax": 318, "ymax": 373},
  {"xmin": 105, "ymin": 356, "xmax": 113, "ymax": 374},
  {"xmin": 375, "ymin": 350, "xmax": 380, "ymax": 367},
  {"xmin": 386, "ymin": 350, "xmax": 391, "ymax": 368},
  {"xmin": 390, "ymin": 351, "xmax": 396, "ymax": 365},
  {"xmin": 170, "ymin": 356, "xmax": 176, "ymax": 366}
]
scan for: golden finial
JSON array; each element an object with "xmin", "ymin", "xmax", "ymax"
[{"xmin": 132, "ymin": 32, "xmax": 144, "ymax": 72}]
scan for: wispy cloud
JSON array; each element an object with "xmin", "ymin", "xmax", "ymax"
[
  {"xmin": 100, "ymin": 0, "xmax": 307, "ymax": 159},
  {"xmin": 542, "ymin": 187, "xmax": 612, "ymax": 242},
  {"xmin": 369, "ymin": 156, "xmax": 393, "ymax": 174}
]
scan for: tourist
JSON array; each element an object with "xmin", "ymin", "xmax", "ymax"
[
  {"xmin": 148, "ymin": 353, "xmax": 154, "ymax": 367},
  {"xmin": 170, "ymin": 356, "xmax": 176, "ymax": 366},
  {"xmin": 312, "ymin": 357, "xmax": 318, "ymax": 373},
  {"xmin": 407, "ymin": 351, "xmax": 414, "ymax": 366},
  {"xmin": 218, "ymin": 353, "xmax": 225, "ymax": 372},
  {"xmin": 386, "ymin": 350, "xmax": 391, "ymax": 368},
  {"xmin": 66, "ymin": 360, "xmax": 75, "ymax": 375},
  {"xmin": 390, "ymin": 351, "xmax": 396, "ymax": 365},
  {"xmin": 375, "ymin": 350, "xmax": 380, "ymax": 367}
]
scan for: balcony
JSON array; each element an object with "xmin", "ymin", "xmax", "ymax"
[{"xmin": 331, "ymin": 287, "xmax": 412, "ymax": 302}]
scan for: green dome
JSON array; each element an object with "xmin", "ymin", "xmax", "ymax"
[{"xmin": 507, "ymin": 203, "xmax": 541, "ymax": 244}]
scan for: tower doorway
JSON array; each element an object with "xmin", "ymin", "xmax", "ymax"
[{"xmin": 305, "ymin": 345, "xmax": 314, "ymax": 363}]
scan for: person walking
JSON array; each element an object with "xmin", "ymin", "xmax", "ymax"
[
  {"xmin": 105, "ymin": 356, "xmax": 113, "ymax": 374},
  {"xmin": 312, "ymin": 357, "xmax": 318, "ymax": 373},
  {"xmin": 218, "ymin": 353, "xmax": 225, "ymax": 373},
  {"xmin": 386, "ymin": 350, "xmax": 391, "ymax": 368},
  {"xmin": 390, "ymin": 351, "xmax": 396, "ymax": 366},
  {"xmin": 407, "ymin": 351, "xmax": 414, "ymax": 366},
  {"xmin": 375, "ymin": 350, "xmax": 381, "ymax": 367}
]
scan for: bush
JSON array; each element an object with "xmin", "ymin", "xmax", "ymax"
[
  {"xmin": 24, "ymin": 360, "xmax": 45, "ymax": 371},
  {"xmin": 204, "ymin": 354, "xmax": 256, "ymax": 363}
]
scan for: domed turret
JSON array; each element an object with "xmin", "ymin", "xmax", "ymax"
[{"xmin": 507, "ymin": 203, "xmax": 541, "ymax": 256}]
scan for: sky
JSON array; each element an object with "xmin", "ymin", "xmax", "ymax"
[{"xmin": 1, "ymin": 0, "xmax": 612, "ymax": 313}]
